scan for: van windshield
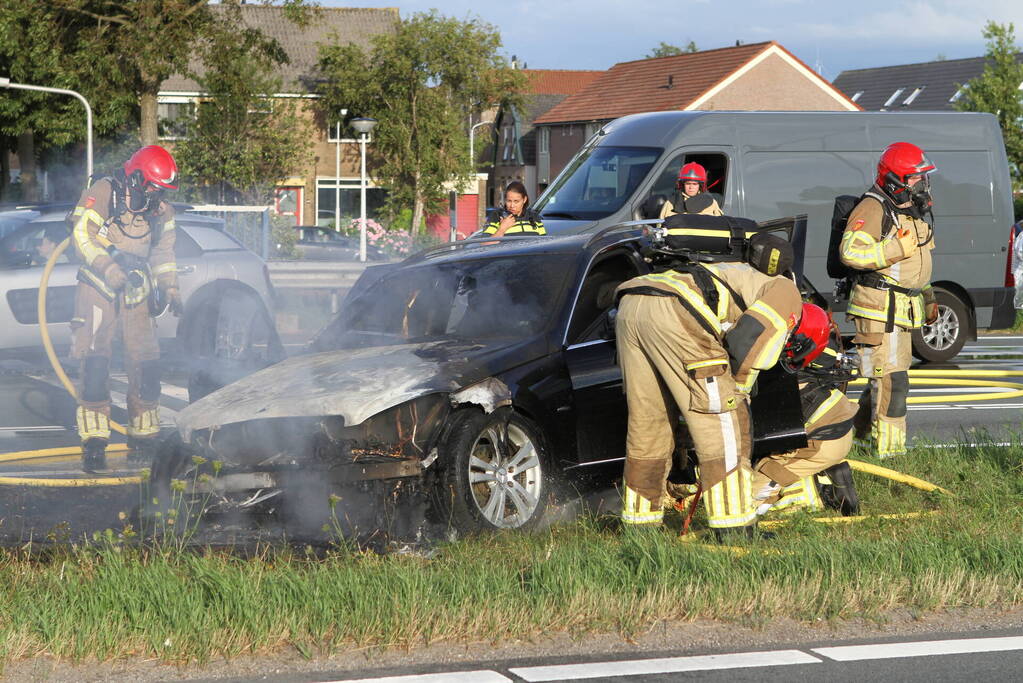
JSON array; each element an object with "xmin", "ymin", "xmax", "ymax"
[{"xmin": 534, "ymin": 146, "xmax": 661, "ymax": 221}]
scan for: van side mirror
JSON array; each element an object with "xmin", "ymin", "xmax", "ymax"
[{"xmin": 641, "ymin": 194, "xmax": 667, "ymax": 220}]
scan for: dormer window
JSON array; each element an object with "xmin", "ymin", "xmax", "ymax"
[
  {"xmin": 883, "ymin": 88, "xmax": 905, "ymax": 108},
  {"xmin": 902, "ymin": 86, "xmax": 925, "ymax": 105}
]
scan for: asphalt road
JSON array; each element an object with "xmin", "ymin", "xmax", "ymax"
[
  {"xmin": 0, "ymin": 336, "xmax": 1020, "ymax": 545},
  {"xmin": 227, "ymin": 628, "xmax": 1023, "ymax": 682}
]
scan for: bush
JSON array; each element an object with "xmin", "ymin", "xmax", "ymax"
[{"xmin": 271, "ymin": 215, "xmax": 299, "ymax": 258}]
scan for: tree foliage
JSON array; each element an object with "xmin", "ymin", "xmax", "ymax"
[
  {"xmin": 175, "ymin": 18, "xmax": 312, "ymax": 205},
  {"xmin": 646, "ymin": 41, "xmax": 698, "ymax": 58},
  {"xmin": 955, "ymin": 21, "xmax": 1023, "ymax": 183},
  {"xmin": 317, "ymin": 10, "xmax": 524, "ymax": 232}
]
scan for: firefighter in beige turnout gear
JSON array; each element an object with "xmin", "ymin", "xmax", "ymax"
[
  {"xmin": 659, "ymin": 162, "xmax": 724, "ymax": 219},
  {"xmin": 615, "ymin": 255, "xmax": 802, "ymax": 536},
  {"xmin": 70, "ymin": 145, "xmax": 181, "ymax": 472},
  {"xmin": 752, "ymin": 340, "xmax": 858, "ymax": 515},
  {"xmin": 840, "ymin": 142, "xmax": 937, "ymax": 458}
]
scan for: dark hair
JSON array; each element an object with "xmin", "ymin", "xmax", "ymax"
[{"xmin": 504, "ymin": 181, "xmax": 529, "ymax": 207}]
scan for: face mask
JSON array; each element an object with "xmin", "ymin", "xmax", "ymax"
[{"xmin": 907, "ymin": 176, "xmax": 932, "ymax": 219}]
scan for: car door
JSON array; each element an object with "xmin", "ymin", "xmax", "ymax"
[
  {"xmin": 562, "ymin": 248, "xmax": 645, "ymax": 464},
  {"xmin": 0, "ymin": 220, "xmax": 79, "ymax": 351}
]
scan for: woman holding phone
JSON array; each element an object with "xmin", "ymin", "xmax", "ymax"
[{"xmin": 482, "ymin": 181, "xmax": 546, "ymax": 236}]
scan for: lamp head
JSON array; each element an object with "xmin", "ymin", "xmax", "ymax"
[{"xmin": 350, "ymin": 117, "xmax": 377, "ymax": 135}]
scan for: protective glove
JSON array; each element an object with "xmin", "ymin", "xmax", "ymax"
[
  {"xmin": 103, "ymin": 262, "xmax": 128, "ymax": 291},
  {"xmin": 165, "ymin": 286, "xmax": 183, "ymax": 317},
  {"xmin": 923, "ymin": 289, "xmax": 938, "ymax": 325},
  {"xmin": 895, "ymin": 226, "xmax": 919, "ymax": 258}
]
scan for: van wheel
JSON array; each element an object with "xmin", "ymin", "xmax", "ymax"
[{"xmin": 912, "ymin": 289, "xmax": 969, "ymax": 363}]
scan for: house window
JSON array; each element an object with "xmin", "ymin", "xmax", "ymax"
[
  {"xmin": 315, "ymin": 178, "xmax": 387, "ymax": 227},
  {"xmin": 157, "ymin": 98, "xmax": 195, "ymax": 140},
  {"xmin": 850, "ymin": 91, "xmax": 864, "ymax": 102},
  {"xmin": 539, "ymin": 127, "xmax": 549, "ymax": 154},
  {"xmin": 902, "ymin": 87, "xmax": 925, "ymax": 105},
  {"xmin": 882, "ymin": 88, "xmax": 905, "ymax": 108},
  {"xmin": 327, "ymin": 120, "xmax": 346, "ymax": 143},
  {"xmin": 247, "ymin": 97, "xmax": 274, "ymax": 115}
]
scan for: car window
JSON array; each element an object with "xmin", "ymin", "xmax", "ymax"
[
  {"xmin": 180, "ymin": 222, "xmax": 244, "ymax": 251},
  {"xmin": 567, "ymin": 253, "xmax": 641, "ymax": 344},
  {"xmin": 343, "ymin": 254, "xmax": 574, "ymax": 341},
  {"xmin": 0, "ymin": 222, "xmax": 73, "ymax": 268},
  {"xmin": 0, "ymin": 210, "xmax": 40, "ymax": 241},
  {"xmin": 533, "ymin": 146, "xmax": 662, "ymax": 220}
]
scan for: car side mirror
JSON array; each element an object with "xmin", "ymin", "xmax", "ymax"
[
  {"xmin": 605, "ymin": 307, "xmax": 617, "ymax": 338},
  {"xmin": 641, "ymin": 194, "xmax": 667, "ymax": 220}
]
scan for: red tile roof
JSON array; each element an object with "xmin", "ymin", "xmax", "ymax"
[
  {"xmin": 534, "ymin": 42, "xmax": 777, "ymax": 124},
  {"xmin": 522, "ymin": 69, "xmax": 604, "ymax": 96}
]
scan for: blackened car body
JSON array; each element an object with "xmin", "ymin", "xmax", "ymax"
[{"xmin": 167, "ymin": 220, "xmax": 808, "ymax": 535}]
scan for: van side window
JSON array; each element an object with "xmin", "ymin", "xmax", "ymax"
[{"xmin": 649, "ymin": 152, "xmax": 729, "ymax": 209}]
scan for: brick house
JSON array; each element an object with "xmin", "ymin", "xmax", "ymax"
[
  {"xmin": 532, "ymin": 42, "xmax": 860, "ymax": 182},
  {"xmin": 488, "ymin": 69, "xmax": 603, "ymax": 206},
  {"xmin": 159, "ymin": 5, "xmax": 398, "ymax": 226}
]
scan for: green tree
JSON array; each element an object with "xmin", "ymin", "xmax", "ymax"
[
  {"xmin": 955, "ymin": 21, "xmax": 1023, "ymax": 183},
  {"xmin": 175, "ymin": 19, "xmax": 312, "ymax": 205},
  {"xmin": 646, "ymin": 41, "xmax": 698, "ymax": 58},
  {"xmin": 317, "ymin": 10, "xmax": 524, "ymax": 233},
  {"xmin": 0, "ymin": 1, "xmax": 135, "ymax": 199},
  {"xmin": 50, "ymin": 0, "xmax": 309, "ymax": 145}
]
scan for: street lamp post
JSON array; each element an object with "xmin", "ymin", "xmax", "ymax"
[
  {"xmin": 350, "ymin": 117, "xmax": 377, "ymax": 262},
  {"xmin": 334, "ymin": 108, "xmax": 347, "ymax": 231},
  {"xmin": 0, "ymin": 77, "xmax": 93, "ymax": 184},
  {"xmin": 469, "ymin": 120, "xmax": 492, "ymax": 170}
]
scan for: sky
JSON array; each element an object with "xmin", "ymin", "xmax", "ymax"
[{"xmin": 320, "ymin": 0, "xmax": 1023, "ymax": 80}]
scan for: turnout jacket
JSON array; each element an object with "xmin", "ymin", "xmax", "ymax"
[
  {"xmin": 659, "ymin": 192, "xmax": 724, "ymax": 219},
  {"xmin": 797, "ymin": 343, "xmax": 857, "ymax": 441},
  {"xmin": 70, "ymin": 178, "xmax": 178, "ymax": 299},
  {"xmin": 839, "ymin": 191, "xmax": 933, "ymax": 331},
  {"xmin": 616, "ymin": 261, "xmax": 802, "ymax": 393}
]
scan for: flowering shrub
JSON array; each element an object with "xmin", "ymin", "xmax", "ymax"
[{"xmin": 348, "ymin": 218, "xmax": 415, "ymax": 258}]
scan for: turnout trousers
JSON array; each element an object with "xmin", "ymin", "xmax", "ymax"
[
  {"xmin": 854, "ymin": 328, "xmax": 912, "ymax": 457},
  {"xmin": 70, "ymin": 283, "xmax": 162, "ymax": 444},
  {"xmin": 616, "ymin": 294, "xmax": 756, "ymax": 529},
  {"xmin": 751, "ymin": 431, "xmax": 853, "ymax": 514}
]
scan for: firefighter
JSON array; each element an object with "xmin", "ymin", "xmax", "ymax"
[
  {"xmin": 840, "ymin": 142, "xmax": 936, "ymax": 458},
  {"xmin": 752, "ymin": 309, "xmax": 859, "ymax": 516},
  {"xmin": 659, "ymin": 162, "xmax": 723, "ymax": 219},
  {"xmin": 69, "ymin": 145, "xmax": 181, "ymax": 472},
  {"xmin": 615, "ymin": 253, "xmax": 805, "ymax": 540},
  {"xmin": 482, "ymin": 181, "xmax": 546, "ymax": 236}
]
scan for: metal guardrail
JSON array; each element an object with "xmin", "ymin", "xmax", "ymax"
[{"xmin": 266, "ymin": 260, "xmax": 380, "ymax": 289}]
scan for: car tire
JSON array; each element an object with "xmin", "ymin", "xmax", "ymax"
[
  {"xmin": 182, "ymin": 287, "xmax": 283, "ymax": 403},
  {"xmin": 434, "ymin": 408, "xmax": 550, "ymax": 534},
  {"xmin": 911, "ymin": 288, "xmax": 970, "ymax": 363}
]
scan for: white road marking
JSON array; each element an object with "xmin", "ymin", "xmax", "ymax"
[
  {"xmin": 913, "ymin": 442, "xmax": 1013, "ymax": 449},
  {"xmin": 324, "ymin": 671, "xmax": 511, "ymax": 683},
  {"xmin": 813, "ymin": 635, "xmax": 1023, "ymax": 661},
  {"xmin": 509, "ymin": 650, "xmax": 821, "ymax": 681}
]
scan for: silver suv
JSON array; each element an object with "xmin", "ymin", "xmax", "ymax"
[{"xmin": 0, "ymin": 204, "xmax": 283, "ymax": 400}]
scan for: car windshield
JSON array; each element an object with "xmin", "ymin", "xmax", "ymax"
[
  {"xmin": 343, "ymin": 254, "xmax": 574, "ymax": 342},
  {"xmin": 533, "ymin": 145, "xmax": 662, "ymax": 221}
]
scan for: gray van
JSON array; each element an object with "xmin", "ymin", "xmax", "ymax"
[{"xmin": 532, "ymin": 111, "xmax": 1016, "ymax": 361}]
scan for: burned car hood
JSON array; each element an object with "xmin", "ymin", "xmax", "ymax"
[{"xmin": 175, "ymin": 339, "xmax": 532, "ymax": 439}]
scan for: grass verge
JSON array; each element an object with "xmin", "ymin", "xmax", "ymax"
[{"xmin": 0, "ymin": 439, "xmax": 1021, "ymax": 665}]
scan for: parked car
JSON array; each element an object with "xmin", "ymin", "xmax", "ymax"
[
  {"xmin": 532, "ymin": 110, "xmax": 1017, "ymax": 361},
  {"xmin": 0, "ymin": 204, "xmax": 283, "ymax": 400},
  {"xmin": 157, "ymin": 218, "xmax": 810, "ymax": 538},
  {"xmin": 288, "ymin": 225, "xmax": 387, "ymax": 261}
]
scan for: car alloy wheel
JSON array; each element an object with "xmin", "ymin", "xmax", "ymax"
[
  {"xmin": 467, "ymin": 420, "xmax": 543, "ymax": 528},
  {"xmin": 921, "ymin": 303, "xmax": 959, "ymax": 352}
]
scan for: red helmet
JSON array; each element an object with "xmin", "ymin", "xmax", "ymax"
[
  {"xmin": 124, "ymin": 145, "xmax": 178, "ymax": 191},
  {"xmin": 875, "ymin": 142, "xmax": 934, "ymax": 200},
  {"xmin": 783, "ymin": 303, "xmax": 831, "ymax": 371},
  {"xmin": 677, "ymin": 162, "xmax": 707, "ymax": 186}
]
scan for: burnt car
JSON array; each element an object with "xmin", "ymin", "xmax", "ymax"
[{"xmin": 159, "ymin": 217, "xmax": 811, "ymax": 537}]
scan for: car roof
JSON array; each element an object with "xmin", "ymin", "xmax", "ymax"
[{"xmin": 0, "ymin": 202, "xmax": 225, "ymax": 227}]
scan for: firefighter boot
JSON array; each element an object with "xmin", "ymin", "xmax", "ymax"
[
  {"xmin": 81, "ymin": 438, "xmax": 108, "ymax": 473},
  {"xmin": 817, "ymin": 462, "xmax": 860, "ymax": 516}
]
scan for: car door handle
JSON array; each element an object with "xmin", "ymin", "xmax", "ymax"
[{"xmin": 176, "ymin": 265, "xmax": 196, "ymax": 274}]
